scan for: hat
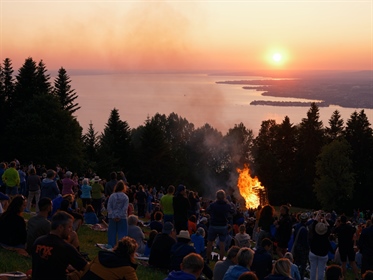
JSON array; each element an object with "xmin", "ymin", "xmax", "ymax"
[
  {"xmin": 200, "ymin": 217, "xmax": 208, "ymax": 223},
  {"xmin": 300, "ymin": 213, "xmax": 308, "ymax": 221},
  {"xmin": 315, "ymin": 222, "xmax": 328, "ymax": 235},
  {"xmin": 177, "ymin": 184, "xmax": 186, "ymax": 193},
  {"xmin": 65, "ymin": 171, "xmax": 72, "ymax": 177},
  {"xmin": 177, "ymin": 230, "xmax": 191, "ymax": 240},
  {"xmin": 162, "ymin": 222, "xmax": 174, "ymax": 234},
  {"xmin": 93, "ymin": 175, "xmax": 101, "ymax": 182}
]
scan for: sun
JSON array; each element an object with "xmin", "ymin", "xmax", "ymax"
[{"xmin": 272, "ymin": 53, "xmax": 282, "ymax": 62}]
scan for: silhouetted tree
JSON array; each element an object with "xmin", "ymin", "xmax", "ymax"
[
  {"xmin": 82, "ymin": 121, "xmax": 100, "ymax": 171},
  {"xmin": 0, "ymin": 58, "xmax": 15, "ymax": 106},
  {"xmin": 54, "ymin": 67, "xmax": 80, "ymax": 114},
  {"xmin": 314, "ymin": 139, "xmax": 354, "ymax": 212},
  {"xmin": 14, "ymin": 57, "xmax": 38, "ymax": 107},
  {"xmin": 36, "ymin": 60, "xmax": 52, "ymax": 95},
  {"xmin": 325, "ymin": 110, "xmax": 344, "ymax": 141}
]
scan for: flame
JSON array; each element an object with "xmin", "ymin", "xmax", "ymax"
[{"xmin": 237, "ymin": 164, "xmax": 265, "ymax": 209}]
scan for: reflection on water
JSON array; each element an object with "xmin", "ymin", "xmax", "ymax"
[{"xmin": 70, "ymin": 73, "xmax": 372, "ymax": 135}]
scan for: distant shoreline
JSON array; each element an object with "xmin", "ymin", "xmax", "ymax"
[{"xmin": 250, "ymin": 100, "xmax": 329, "ymax": 107}]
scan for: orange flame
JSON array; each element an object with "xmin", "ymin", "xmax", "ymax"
[{"xmin": 237, "ymin": 164, "xmax": 265, "ymax": 209}]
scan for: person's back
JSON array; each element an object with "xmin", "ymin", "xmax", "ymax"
[
  {"xmin": 165, "ymin": 253, "xmax": 204, "ymax": 280},
  {"xmin": 251, "ymin": 239, "xmax": 273, "ymax": 280},
  {"xmin": 224, "ymin": 247, "xmax": 255, "ymax": 280},
  {"xmin": 40, "ymin": 170, "xmax": 59, "ymax": 200},
  {"xmin": 213, "ymin": 246, "xmax": 240, "ymax": 280},
  {"xmin": 169, "ymin": 231, "xmax": 195, "ymax": 272}
]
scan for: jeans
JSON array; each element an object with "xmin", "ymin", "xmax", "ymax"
[
  {"xmin": 309, "ymin": 251, "xmax": 328, "ymax": 280},
  {"xmin": 27, "ymin": 190, "xmax": 41, "ymax": 212},
  {"xmin": 108, "ymin": 218, "xmax": 128, "ymax": 247}
]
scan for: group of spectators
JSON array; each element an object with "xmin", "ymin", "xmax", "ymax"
[{"xmin": 0, "ymin": 159, "xmax": 373, "ymax": 280}]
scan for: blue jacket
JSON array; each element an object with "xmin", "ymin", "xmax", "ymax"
[
  {"xmin": 41, "ymin": 179, "xmax": 60, "ymax": 200},
  {"xmin": 165, "ymin": 270, "xmax": 197, "ymax": 280},
  {"xmin": 223, "ymin": 265, "xmax": 250, "ymax": 280}
]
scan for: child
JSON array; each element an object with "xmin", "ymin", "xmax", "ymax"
[
  {"xmin": 191, "ymin": 227, "xmax": 206, "ymax": 258},
  {"xmin": 84, "ymin": 205, "xmax": 99, "ymax": 225}
]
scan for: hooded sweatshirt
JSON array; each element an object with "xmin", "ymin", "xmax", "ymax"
[{"xmin": 165, "ymin": 270, "xmax": 197, "ymax": 280}]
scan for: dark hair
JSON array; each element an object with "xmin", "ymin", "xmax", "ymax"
[
  {"xmin": 226, "ymin": 246, "xmax": 240, "ymax": 260},
  {"xmin": 114, "ymin": 236, "xmax": 138, "ymax": 261},
  {"xmin": 60, "ymin": 199, "xmax": 71, "ymax": 211},
  {"xmin": 51, "ymin": 211, "xmax": 74, "ymax": 230},
  {"xmin": 181, "ymin": 253, "xmax": 204, "ymax": 274},
  {"xmin": 86, "ymin": 205, "xmax": 94, "ymax": 213},
  {"xmin": 154, "ymin": 211, "xmax": 163, "ymax": 221},
  {"xmin": 147, "ymin": 230, "xmax": 158, "ymax": 248},
  {"xmin": 189, "ymin": 215, "xmax": 197, "ymax": 223},
  {"xmin": 167, "ymin": 185, "xmax": 175, "ymax": 194},
  {"xmin": 29, "ymin": 168, "xmax": 36, "ymax": 175},
  {"xmin": 239, "ymin": 272, "xmax": 259, "ymax": 280},
  {"xmin": 259, "ymin": 205, "xmax": 275, "ymax": 220},
  {"xmin": 0, "ymin": 195, "xmax": 25, "ymax": 220},
  {"xmin": 261, "ymin": 238, "xmax": 273, "ymax": 248},
  {"xmin": 110, "ymin": 172, "xmax": 117, "ymax": 180},
  {"xmin": 363, "ymin": 271, "xmax": 373, "ymax": 280},
  {"xmin": 38, "ymin": 197, "xmax": 52, "ymax": 212},
  {"xmin": 326, "ymin": 265, "xmax": 343, "ymax": 280},
  {"xmin": 340, "ymin": 215, "xmax": 347, "ymax": 224},
  {"xmin": 281, "ymin": 205, "xmax": 290, "ymax": 215},
  {"xmin": 114, "ymin": 180, "xmax": 126, "ymax": 193}
]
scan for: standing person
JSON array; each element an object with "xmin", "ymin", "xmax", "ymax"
[
  {"xmin": 173, "ymin": 184, "xmax": 190, "ymax": 234},
  {"xmin": 275, "ymin": 205, "xmax": 293, "ymax": 258},
  {"xmin": 18, "ymin": 165, "xmax": 27, "ymax": 196},
  {"xmin": 0, "ymin": 195, "xmax": 27, "ymax": 249},
  {"xmin": 80, "ymin": 178, "xmax": 92, "ymax": 209},
  {"xmin": 107, "ymin": 180, "xmax": 129, "ymax": 248},
  {"xmin": 61, "ymin": 171, "xmax": 78, "ymax": 195},
  {"xmin": 333, "ymin": 215, "xmax": 360, "ymax": 279},
  {"xmin": 223, "ymin": 247, "xmax": 255, "ymax": 280},
  {"xmin": 359, "ymin": 219, "xmax": 373, "ymax": 274},
  {"xmin": 26, "ymin": 197, "xmax": 52, "ymax": 254},
  {"xmin": 0, "ymin": 162, "xmax": 6, "ymax": 194},
  {"xmin": 206, "ymin": 189, "xmax": 235, "ymax": 262},
  {"xmin": 134, "ymin": 185, "xmax": 147, "ymax": 218},
  {"xmin": 214, "ymin": 246, "xmax": 240, "ymax": 280},
  {"xmin": 308, "ymin": 210, "xmax": 332, "ymax": 280},
  {"xmin": 292, "ymin": 213, "xmax": 309, "ymax": 280},
  {"xmin": 160, "ymin": 185, "xmax": 175, "ymax": 223},
  {"xmin": 105, "ymin": 172, "xmax": 118, "ymax": 197},
  {"xmin": 31, "ymin": 211, "xmax": 88, "ymax": 280},
  {"xmin": 81, "ymin": 236, "xmax": 139, "ymax": 280},
  {"xmin": 91, "ymin": 175, "xmax": 104, "ymax": 217},
  {"xmin": 257, "ymin": 205, "xmax": 276, "ymax": 249},
  {"xmin": 2, "ymin": 161, "xmax": 20, "ymax": 197},
  {"xmin": 26, "ymin": 167, "xmax": 41, "ymax": 213},
  {"xmin": 40, "ymin": 169, "xmax": 60, "ymax": 200}
]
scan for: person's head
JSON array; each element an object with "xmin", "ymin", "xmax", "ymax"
[
  {"xmin": 85, "ymin": 204, "xmax": 94, "ymax": 213},
  {"xmin": 280, "ymin": 205, "xmax": 290, "ymax": 215},
  {"xmin": 162, "ymin": 222, "xmax": 175, "ymax": 235},
  {"xmin": 82, "ymin": 178, "xmax": 89, "ymax": 185},
  {"xmin": 363, "ymin": 271, "xmax": 373, "ymax": 280},
  {"xmin": 1, "ymin": 195, "xmax": 26, "ymax": 217},
  {"xmin": 154, "ymin": 211, "xmax": 163, "ymax": 221},
  {"xmin": 260, "ymin": 205, "xmax": 275, "ymax": 219},
  {"xmin": 114, "ymin": 180, "xmax": 127, "ymax": 193},
  {"xmin": 196, "ymin": 227, "xmax": 205, "ymax": 237},
  {"xmin": 239, "ymin": 224, "xmax": 246, "ymax": 234},
  {"xmin": 110, "ymin": 171, "xmax": 117, "ymax": 180},
  {"xmin": 128, "ymin": 215, "xmax": 139, "ymax": 226},
  {"xmin": 272, "ymin": 258, "xmax": 291, "ymax": 277},
  {"xmin": 29, "ymin": 168, "xmax": 36, "ymax": 175},
  {"xmin": 46, "ymin": 169, "xmax": 56, "ymax": 179},
  {"xmin": 226, "ymin": 246, "xmax": 240, "ymax": 263},
  {"xmin": 114, "ymin": 236, "xmax": 138, "ymax": 262},
  {"xmin": 51, "ymin": 211, "xmax": 74, "ymax": 240},
  {"xmin": 239, "ymin": 272, "xmax": 259, "ymax": 280},
  {"xmin": 189, "ymin": 215, "xmax": 197, "ymax": 223},
  {"xmin": 65, "ymin": 171, "xmax": 72, "ymax": 178},
  {"xmin": 167, "ymin": 185, "xmax": 175, "ymax": 194},
  {"xmin": 180, "ymin": 253, "xmax": 204, "ymax": 278},
  {"xmin": 237, "ymin": 247, "xmax": 255, "ymax": 268},
  {"xmin": 216, "ymin": 189, "xmax": 226, "ymax": 201},
  {"xmin": 9, "ymin": 161, "xmax": 16, "ymax": 168},
  {"xmin": 340, "ymin": 215, "xmax": 347, "ymax": 224},
  {"xmin": 261, "ymin": 238, "xmax": 273, "ymax": 251},
  {"xmin": 325, "ymin": 265, "xmax": 344, "ymax": 280},
  {"xmin": 60, "ymin": 199, "xmax": 71, "ymax": 211},
  {"xmin": 38, "ymin": 197, "xmax": 52, "ymax": 214},
  {"xmin": 147, "ymin": 230, "xmax": 158, "ymax": 247},
  {"xmin": 176, "ymin": 184, "xmax": 186, "ymax": 195},
  {"xmin": 284, "ymin": 252, "xmax": 294, "ymax": 263}
]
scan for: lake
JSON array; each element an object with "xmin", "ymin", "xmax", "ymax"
[{"xmin": 70, "ymin": 72, "xmax": 373, "ymax": 136}]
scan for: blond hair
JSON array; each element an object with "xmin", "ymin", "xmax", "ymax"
[{"xmin": 272, "ymin": 258, "xmax": 291, "ymax": 277}]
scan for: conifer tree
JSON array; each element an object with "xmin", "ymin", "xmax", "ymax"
[
  {"xmin": 82, "ymin": 121, "xmax": 100, "ymax": 170},
  {"xmin": 54, "ymin": 67, "xmax": 80, "ymax": 114},
  {"xmin": 325, "ymin": 110, "xmax": 344, "ymax": 141},
  {"xmin": 14, "ymin": 57, "xmax": 38, "ymax": 107},
  {"xmin": 36, "ymin": 60, "xmax": 52, "ymax": 95}
]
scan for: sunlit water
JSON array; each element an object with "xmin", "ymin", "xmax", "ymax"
[{"xmin": 70, "ymin": 73, "xmax": 373, "ymax": 136}]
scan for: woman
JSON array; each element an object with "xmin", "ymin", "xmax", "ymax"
[
  {"xmin": 26, "ymin": 167, "xmax": 41, "ymax": 212},
  {"xmin": 257, "ymin": 204, "xmax": 275, "ymax": 248},
  {"xmin": 309, "ymin": 210, "xmax": 332, "ymax": 280},
  {"xmin": 0, "ymin": 195, "xmax": 27, "ymax": 249},
  {"xmin": 81, "ymin": 236, "xmax": 138, "ymax": 280},
  {"xmin": 127, "ymin": 215, "xmax": 146, "ymax": 254},
  {"xmin": 264, "ymin": 258, "xmax": 293, "ymax": 280},
  {"xmin": 80, "ymin": 178, "xmax": 92, "ymax": 209},
  {"xmin": 107, "ymin": 180, "xmax": 129, "ymax": 248}
]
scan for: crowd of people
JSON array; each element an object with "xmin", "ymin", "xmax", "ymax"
[{"xmin": 0, "ymin": 159, "xmax": 373, "ymax": 280}]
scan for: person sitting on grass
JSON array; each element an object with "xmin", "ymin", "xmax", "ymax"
[
  {"xmin": 127, "ymin": 214, "xmax": 146, "ymax": 255},
  {"xmin": 165, "ymin": 253, "xmax": 205, "ymax": 280},
  {"xmin": 191, "ymin": 227, "xmax": 206, "ymax": 258},
  {"xmin": 223, "ymin": 247, "xmax": 255, "ymax": 280},
  {"xmin": 150, "ymin": 211, "xmax": 164, "ymax": 233},
  {"xmin": 325, "ymin": 265, "xmax": 343, "ymax": 280},
  {"xmin": 81, "ymin": 236, "xmax": 139, "ymax": 280},
  {"xmin": 213, "ymin": 246, "xmax": 240, "ymax": 280},
  {"xmin": 144, "ymin": 229, "xmax": 158, "ymax": 257},
  {"xmin": 0, "ymin": 195, "xmax": 27, "ymax": 249},
  {"xmin": 264, "ymin": 258, "xmax": 293, "ymax": 280},
  {"xmin": 284, "ymin": 252, "xmax": 301, "ymax": 280},
  {"xmin": 84, "ymin": 204, "xmax": 99, "ymax": 225}
]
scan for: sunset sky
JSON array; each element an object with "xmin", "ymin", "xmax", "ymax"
[{"xmin": 0, "ymin": 0, "xmax": 370, "ymax": 72}]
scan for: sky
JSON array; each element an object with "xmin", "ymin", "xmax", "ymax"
[{"xmin": 0, "ymin": 0, "xmax": 371, "ymax": 72}]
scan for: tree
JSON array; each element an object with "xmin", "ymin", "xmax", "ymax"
[
  {"xmin": 314, "ymin": 139, "xmax": 355, "ymax": 212},
  {"xmin": 97, "ymin": 108, "xmax": 131, "ymax": 178},
  {"xmin": 0, "ymin": 58, "xmax": 15, "ymax": 106},
  {"xmin": 82, "ymin": 121, "xmax": 100, "ymax": 171},
  {"xmin": 36, "ymin": 60, "xmax": 52, "ymax": 95},
  {"xmin": 54, "ymin": 67, "xmax": 80, "ymax": 114},
  {"xmin": 325, "ymin": 110, "xmax": 344, "ymax": 141},
  {"xmin": 14, "ymin": 57, "xmax": 38, "ymax": 107}
]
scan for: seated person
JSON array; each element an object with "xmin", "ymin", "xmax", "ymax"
[
  {"xmin": 191, "ymin": 227, "xmax": 206, "ymax": 257},
  {"xmin": 165, "ymin": 253, "xmax": 205, "ymax": 280},
  {"xmin": 188, "ymin": 215, "xmax": 197, "ymax": 235},
  {"xmin": 284, "ymin": 252, "xmax": 301, "ymax": 280},
  {"xmin": 0, "ymin": 195, "xmax": 27, "ymax": 249},
  {"xmin": 264, "ymin": 258, "xmax": 293, "ymax": 280},
  {"xmin": 325, "ymin": 265, "xmax": 343, "ymax": 280},
  {"xmin": 224, "ymin": 247, "xmax": 255, "ymax": 280},
  {"xmin": 59, "ymin": 196, "xmax": 84, "ymax": 232},
  {"xmin": 127, "ymin": 215, "xmax": 146, "ymax": 254},
  {"xmin": 250, "ymin": 238, "xmax": 273, "ymax": 280},
  {"xmin": 144, "ymin": 230, "xmax": 158, "ymax": 257},
  {"xmin": 84, "ymin": 204, "xmax": 99, "ymax": 225},
  {"xmin": 0, "ymin": 192, "xmax": 10, "ymax": 214},
  {"xmin": 81, "ymin": 236, "xmax": 139, "ymax": 280},
  {"xmin": 235, "ymin": 224, "xmax": 251, "ymax": 248},
  {"xmin": 150, "ymin": 211, "xmax": 164, "ymax": 233}
]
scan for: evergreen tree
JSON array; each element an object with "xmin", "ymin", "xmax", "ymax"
[
  {"xmin": 1, "ymin": 58, "xmax": 15, "ymax": 104},
  {"xmin": 325, "ymin": 110, "xmax": 344, "ymax": 141},
  {"xmin": 82, "ymin": 121, "xmax": 100, "ymax": 171},
  {"xmin": 97, "ymin": 108, "xmax": 131, "ymax": 178},
  {"xmin": 54, "ymin": 67, "xmax": 80, "ymax": 114},
  {"xmin": 314, "ymin": 139, "xmax": 354, "ymax": 212},
  {"xmin": 14, "ymin": 57, "xmax": 38, "ymax": 107},
  {"xmin": 345, "ymin": 110, "xmax": 373, "ymax": 208},
  {"xmin": 36, "ymin": 60, "xmax": 52, "ymax": 95}
]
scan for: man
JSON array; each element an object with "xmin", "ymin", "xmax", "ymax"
[
  {"xmin": 161, "ymin": 185, "xmax": 175, "ymax": 223},
  {"xmin": 26, "ymin": 198, "xmax": 52, "ymax": 254},
  {"xmin": 223, "ymin": 247, "xmax": 255, "ymax": 280},
  {"xmin": 359, "ymin": 218, "xmax": 373, "ymax": 274},
  {"xmin": 206, "ymin": 189, "xmax": 235, "ymax": 262},
  {"xmin": 213, "ymin": 246, "xmax": 240, "ymax": 280},
  {"xmin": 105, "ymin": 171, "xmax": 117, "ymax": 197},
  {"xmin": 333, "ymin": 215, "xmax": 360, "ymax": 279},
  {"xmin": 325, "ymin": 265, "xmax": 343, "ymax": 280},
  {"xmin": 149, "ymin": 221, "xmax": 176, "ymax": 270},
  {"xmin": 2, "ymin": 161, "xmax": 20, "ymax": 197},
  {"xmin": 165, "ymin": 253, "xmax": 205, "ymax": 280},
  {"xmin": 173, "ymin": 184, "xmax": 190, "ymax": 234},
  {"xmin": 250, "ymin": 238, "xmax": 273, "ymax": 280},
  {"xmin": 274, "ymin": 205, "xmax": 293, "ymax": 258},
  {"xmin": 31, "ymin": 211, "xmax": 88, "ymax": 280},
  {"xmin": 292, "ymin": 213, "xmax": 309, "ymax": 280}
]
